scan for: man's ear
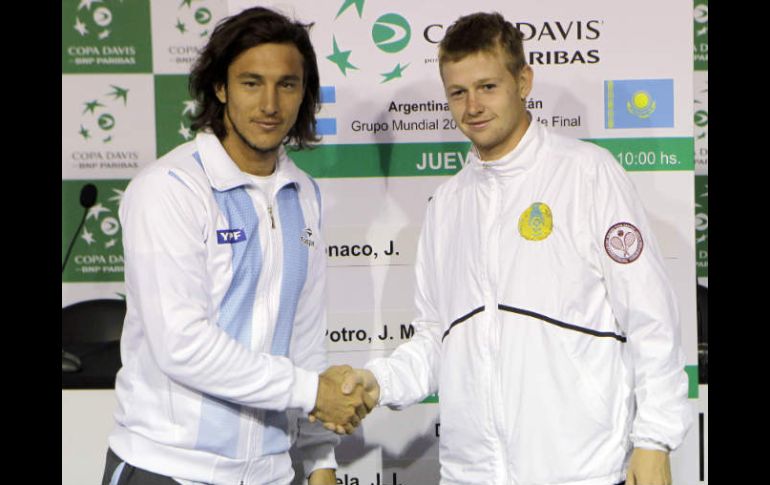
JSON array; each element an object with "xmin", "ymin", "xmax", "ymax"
[
  {"xmin": 517, "ymin": 65, "xmax": 534, "ymax": 100},
  {"xmin": 215, "ymin": 83, "xmax": 227, "ymax": 104}
]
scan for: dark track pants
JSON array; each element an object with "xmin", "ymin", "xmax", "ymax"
[{"xmin": 101, "ymin": 448, "xmax": 179, "ymax": 485}]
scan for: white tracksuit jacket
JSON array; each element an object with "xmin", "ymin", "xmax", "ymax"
[
  {"xmin": 108, "ymin": 132, "xmax": 338, "ymax": 485},
  {"xmin": 367, "ymin": 120, "xmax": 692, "ymax": 485}
]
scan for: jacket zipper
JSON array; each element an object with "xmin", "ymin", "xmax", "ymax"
[
  {"xmin": 268, "ymin": 205, "xmax": 275, "ymax": 229},
  {"xmin": 488, "ymin": 176, "xmax": 510, "ymax": 484},
  {"xmin": 239, "ymin": 191, "xmax": 279, "ymax": 485}
]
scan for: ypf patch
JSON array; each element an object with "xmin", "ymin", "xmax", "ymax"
[
  {"xmin": 518, "ymin": 202, "xmax": 553, "ymax": 241},
  {"xmin": 604, "ymin": 222, "xmax": 643, "ymax": 263},
  {"xmin": 217, "ymin": 229, "xmax": 246, "ymax": 244}
]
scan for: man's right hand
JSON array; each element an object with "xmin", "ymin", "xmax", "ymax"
[
  {"xmin": 310, "ymin": 365, "xmax": 376, "ymax": 434},
  {"xmin": 341, "ymin": 368, "xmax": 380, "ymax": 409}
]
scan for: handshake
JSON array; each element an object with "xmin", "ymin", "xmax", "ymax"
[{"xmin": 309, "ymin": 365, "xmax": 380, "ymax": 434}]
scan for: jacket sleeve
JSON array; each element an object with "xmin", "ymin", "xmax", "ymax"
[
  {"xmin": 589, "ymin": 151, "xmax": 693, "ymax": 451},
  {"xmin": 365, "ymin": 199, "xmax": 443, "ymax": 409},
  {"xmin": 288, "ymin": 185, "xmax": 339, "ymax": 475},
  {"xmin": 120, "ymin": 167, "xmax": 318, "ymax": 414}
]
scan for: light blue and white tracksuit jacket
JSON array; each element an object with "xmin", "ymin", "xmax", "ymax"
[
  {"xmin": 108, "ymin": 132, "xmax": 338, "ymax": 485},
  {"xmin": 367, "ymin": 120, "xmax": 692, "ymax": 485}
]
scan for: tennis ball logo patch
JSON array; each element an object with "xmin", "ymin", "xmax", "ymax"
[{"xmin": 518, "ymin": 202, "xmax": 553, "ymax": 241}]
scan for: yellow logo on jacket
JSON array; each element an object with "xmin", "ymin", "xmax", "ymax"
[{"xmin": 518, "ymin": 202, "xmax": 553, "ymax": 241}]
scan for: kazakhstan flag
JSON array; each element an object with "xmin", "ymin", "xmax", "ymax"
[{"xmin": 604, "ymin": 79, "xmax": 674, "ymax": 129}]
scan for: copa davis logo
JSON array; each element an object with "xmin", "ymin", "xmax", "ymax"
[
  {"xmin": 177, "ymin": 99, "xmax": 200, "ymax": 142},
  {"xmin": 695, "ymin": 185, "xmax": 708, "ymax": 245},
  {"xmin": 78, "ymin": 85, "xmax": 129, "ymax": 144},
  {"xmin": 326, "ymin": 0, "xmax": 413, "ymax": 83},
  {"xmin": 65, "ymin": 0, "xmax": 144, "ymax": 68},
  {"xmin": 164, "ymin": 0, "xmax": 226, "ymax": 68},
  {"xmin": 694, "ymin": 76, "xmax": 708, "ymax": 169},
  {"xmin": 72, "ymin": 0, "xmax": 117, "ymax": 41},
  {"xmin": 174, "ymin": 0, "xmax": 214, "ymax": 37},
  {"xmin": 154, "ymin": 75, "xmax": 203, "ymax": 157},
  {"xmin": 72, "ymin": 84, "xmax": 140, "ymax": 170},
  {"xmin": 423, "ymin": 19, "xmax": 603, "ymax": 66},
  {"xmin": 64, "ymin": 183, "xmax": 127, "ymax": 281},
  {"xmin": 81, "ymin": 190, "xmax": 124, "ymax": 251},
  {"xmin": 694, "ymin": 178, "xmax": 708, "ymax": 275},
  {"xmin": 694, "ymin": 81, "xmax": 708, "ymax": 141},
  {"xmin": 325, "ymin": 3, "xmax": 604, "ymax": 82},
  {"xmin": 693, "ymin": 0, "xmax": 708, "ymax": 68}
]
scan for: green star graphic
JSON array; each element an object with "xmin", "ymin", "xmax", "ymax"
[
  {"xmin": 176, "ymin": 19, "xmax": 187, "ymax": 33},
  {"xmin": 79, "ymin": 125, "xmax": 90, "ymax": 139},
  {"xmin": 83, "ymin": 100, "xmax": 105, "ymax": 114},
  {"xmin": 327, "ymin": 37, "xmax": 357, "ymax": 76},
  {"xmin": 381, "ymin": 63, "xmax": 410, "ymax": 83},
  {"xmin": 108, "ymin": 85, "xmax": 129, "ymax": 105},
  {"xmin": 336, "ymin": 0, "xmax": 365, "ymax": 18},
  {"xmin": 180, "ymin": 0, "xmax": 194, "ymax": 8}
]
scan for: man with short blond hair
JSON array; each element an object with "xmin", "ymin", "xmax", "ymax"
[{"xmin": 335, "ymin": 11, "xmax": 692, "ymax": 485}]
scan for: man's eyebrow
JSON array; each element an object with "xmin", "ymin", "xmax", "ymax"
[
  {"xmin": 278, "ymin": 74, "xmax": 302, "ymax": 82},
  {"xmin": 234, "ymin": 73, "xmax": 302, "ymax": 82},
  {"xmin": 445, "ymin": 83, "xmax": 466, "ymax": 91},
  {"xmin": 235, "ymin": 72, "xmax": 264, "ymax": 80},
  {"xmin": 473, "ymin": 77, "xmax": 501, "ymax": 85},
  {"xmin": 445, "ymin": 77, "xmax": 502, "ymax": 90}
]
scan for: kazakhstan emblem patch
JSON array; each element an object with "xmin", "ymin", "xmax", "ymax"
[{"xmin": 518, "ymin": 202, "xmax": 553, "ymax": 241}]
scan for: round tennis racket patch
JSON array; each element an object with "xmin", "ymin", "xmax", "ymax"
[{"xmin": 604, "ymin": 222, "xmax": 643, "ymax": 264}]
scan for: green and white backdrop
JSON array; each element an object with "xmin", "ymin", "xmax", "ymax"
[
  {"xmin": 693, "ymin": 1, "xmax": 708, "ymax": 483},
  {"xmin": 62, "ymin": 0, "xmax": 707, "ymax": 483}
]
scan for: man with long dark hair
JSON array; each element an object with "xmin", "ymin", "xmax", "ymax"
[
  {"xmin": 339, "ymin": 11, "xmax": 692, "ymax": 485},
  {"xmin": 101, "ymin": 7, "xmax": 368, "ymax": 485}
]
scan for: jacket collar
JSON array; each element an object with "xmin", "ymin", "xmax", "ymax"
[
  {"xmin": 470, "ymin": 112, "xmax": 543, "ymax": 178},
  {"xmin": 194, "ymin": 131, "xmax": 302, "ymax": 194}
]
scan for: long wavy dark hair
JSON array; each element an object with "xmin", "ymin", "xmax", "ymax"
[{"xmin": 189, "ymin": 7, "xmax": 320, "ymax": 149}]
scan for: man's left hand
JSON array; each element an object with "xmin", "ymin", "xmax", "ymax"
[
  {"xmin": 308, "ymin": 468, "xmax": 336, "ymax": 485},
  {"xmin": 626, "ymin": 448, "xmax": 671, "ymax": 485}
]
